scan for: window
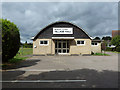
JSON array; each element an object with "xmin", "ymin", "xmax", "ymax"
[
  {"xmin": 77, "ymin": 40, "xmax": 85, "ymax": 45},
  {"xmin": 40, "ymin": 40, "xmax": 49, "ymax": 45},
  {"xmin": 40, "ymin": 41, "xmax": 44, "ymax": 44},
  {"xmin": 109, "ymin": 45, "xmax": 111, "ymax": 47},
  {"xmin": 91, "ymin": 42, "xmax": 98, "ymax": 46}
]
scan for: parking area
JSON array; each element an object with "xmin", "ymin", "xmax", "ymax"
[
  {"xmin": 2, "ymin": 52, "xmax": 118, "ymax": 88},
  {"xmin": 12, "ymin": 52, "xmax": 118, "ymax": 72}
]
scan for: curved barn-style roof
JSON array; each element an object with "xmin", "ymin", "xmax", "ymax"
[{"xmin": 32, "ymin": 21, "xmax": 91, "ymax": 40}]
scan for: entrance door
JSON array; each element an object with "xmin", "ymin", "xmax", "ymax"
[{"xmin": 55, "ymin": 40, "xmax": 69, "ymax": 54}]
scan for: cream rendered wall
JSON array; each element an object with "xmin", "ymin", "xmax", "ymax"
[
  {"xmin": 33, "ymin": 39, "xmax": 101, "ymax": 55},
  {"xmin": 70, "ymin": 39, "xmax": 91, "ymax": 54},
  {"xmin": 91, "ymin": 42, "xmax": 101, "ymax": 53},
  {"xmin": 33, "ymin": 39, "xmax": 55, "ymax": 55}
]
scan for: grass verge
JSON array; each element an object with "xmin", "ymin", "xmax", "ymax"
[
  {"xmin": 2, "ymin": 48, "xmax": 33, "ymax": 68},
  {"xmin": 93, "ymin": 53, "xmax": 110, "ymax": 56}
]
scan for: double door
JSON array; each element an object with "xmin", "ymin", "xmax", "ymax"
[{"xmin": 55, "ymin": 40, "xmax": 69, "ymax": 54}]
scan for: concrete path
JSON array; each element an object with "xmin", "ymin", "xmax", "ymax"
[{"xmin": 2, "ymin": 52, "xmax": 118, "ymax": 88}]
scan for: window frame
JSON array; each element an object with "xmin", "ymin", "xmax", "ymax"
[
  {"xmin": 91, "ymin": 42, "xmax": 98, "ymax": 46},
  {"xmin": 76, "ymin": 40, "xmax": 85, "ymax": 46},
  {"xmin": 39, "ymin": 40, "xmax": 49, "ymax": 46}
]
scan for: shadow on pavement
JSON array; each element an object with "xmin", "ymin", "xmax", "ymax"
[
  {"xmin": 2, "ymin": 69, "xmax": 118, "ymax": 88},
  {"xmin": 2, "ymin": 70, "xmax": 25, "ymax": 81},
  {"xmin": 2, "ymin": 60, "xmax": 40, "ymax": 70}
]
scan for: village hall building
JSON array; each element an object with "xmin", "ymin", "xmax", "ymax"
[{"xmin": 32, "ymin": 21, "xmax": 101, "ymax": 55}]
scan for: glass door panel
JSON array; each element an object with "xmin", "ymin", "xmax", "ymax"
[
  {"xmin": 63, "ymin": 42, "xmax": 66, "ymax": 48},
  {"xmin": 55, "ymin": 40, "xmax": 69, "ymax": 54}
]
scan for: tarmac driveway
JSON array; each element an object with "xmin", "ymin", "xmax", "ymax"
[{"xmin": 2, "ymin": 52, "xmax": 118, "ymax": 88}]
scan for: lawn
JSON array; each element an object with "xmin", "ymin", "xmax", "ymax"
[
  {"xmin": 3, "ymin": 48, "xmax": 33, "ymax": 64},
  {"xmin": 18, "ymin": 47, "xmax": 33, "ymax": 56},
  {"xmin": 93, "ymin": 53, "xmax": 110, "ymax": 56}
]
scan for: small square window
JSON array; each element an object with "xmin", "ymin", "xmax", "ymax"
[
  {"xmin": 44, "ymin": 41, "xmax": 48, "ymax": 44},
  {"xmin": 92, "ymin": 42, "xmax": 97, "ymax": 45},
  {"xmin": 77, "ymin": 40, "xmax": 85, "ymax": 45},
  {"xmin": 81, "ymin": 41, "xmax": 84, "ymax": 44},
  {"xmin": 95, "ymin": 43, "xmax": 97, "ymax": 45},
  {"xmin": 77, "ymin": 41, "xmax": 80, "ymax": 44},
  {"xmin": 40, "ymin": 40, "xmax": 48, "ymax": 45},
  {"xmin": 40, "ymin": 41, "xmax": 44, "ymax": 44},
  {"xmin": 92, "ymin": 43, "xmax": 94, "ymax": 45}
]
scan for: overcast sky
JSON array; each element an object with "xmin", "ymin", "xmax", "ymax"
[{"xmin": 2, "ymin": 2, "xmax": 118, "ymax": 43}]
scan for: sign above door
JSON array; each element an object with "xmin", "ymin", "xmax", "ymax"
[{"xmin": 53, "ymin": 27, "xmax": 73, "ymax": 34}]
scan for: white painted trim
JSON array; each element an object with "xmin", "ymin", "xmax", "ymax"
[
  {"xmin": 76, "ymin": 40, "xmax": 86, "ymax": 46},
  {"xmin": 58, "ymin": 53, "xmax": 70, "ymax": 55},
  {"xmin": 52, "ymin": 37, "xmax": 74, "ymax": 39},
  {"xmin": 91, "ymin": 42, "xmax": 98, "ymax": 46},
  {"xmin": 1, "ymin": 80, "xmax": 86, "ymax": 83},
  {"xmin": 39, "ymin": 40, "xmax": 49, "ymax": 46}
]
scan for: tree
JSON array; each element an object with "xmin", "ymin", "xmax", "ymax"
[
  {"xmin": 94, "ymin": 37, "xmax": 100, "ymax": 40},
  {"xmin": 1, "ymin": 19, "xmax": 20, "ymax": 62},
  {"xmin": 110, "ymin": 35, "xmax": 120, "ymax": 47},
  {"xmin": 102, "ymin": 36, "xmax": 112, "ymax": 41},
  {"xmin": 25, "ymin": 41, "xmax": 27, "ymax": 44}
]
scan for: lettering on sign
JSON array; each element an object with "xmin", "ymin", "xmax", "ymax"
[{"xmin": 53, "ymin": 28, "xmax": 73, "ymax": 34}]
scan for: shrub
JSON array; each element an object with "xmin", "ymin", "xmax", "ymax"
[
  {"xmin": 116, "ymin": 46, "xmax": 120, "ymax": 52},
  {"xmin": 106, "ymin": 47, "xmax": 112, "ymax": 51},
  {"xmin": 110, "ymin": 35, "xmax": 120, "ymax": 47},
  {"xmin": 1, "ymin": 19, "xmax": 20, "ymax": 62},
  {"xmin": 106, "ymin": 47, "xmax": 116, "ymax": 51}
]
